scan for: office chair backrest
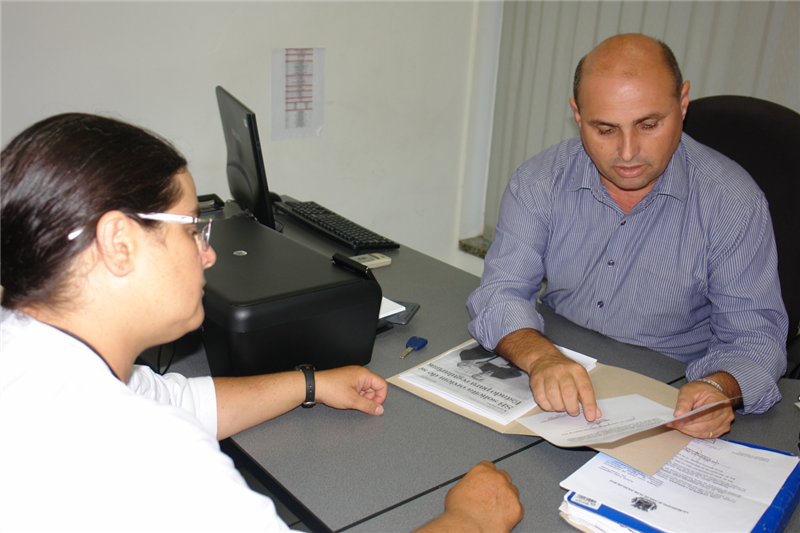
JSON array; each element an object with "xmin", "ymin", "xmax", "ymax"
[{"xmin": 682, "ymin": 95, "xmax": 800, "ymax": 344}]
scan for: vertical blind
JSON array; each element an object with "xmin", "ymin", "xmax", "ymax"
[{"xmin": 483, "ymin": 1, "xmax": 799, "ymax": 242}]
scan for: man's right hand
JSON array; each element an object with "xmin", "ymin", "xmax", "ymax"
[
  {"xmin": 415, "ymin": 461, "xmax": 524, "ymax": 533},
  {"xmin": 497, "ymin": 329, "xmax": 600, "ymax": 421}
]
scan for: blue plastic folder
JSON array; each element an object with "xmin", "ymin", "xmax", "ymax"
[{"xmin": 564, "ymin": 441, "xmax": 800, "ymax": 533}]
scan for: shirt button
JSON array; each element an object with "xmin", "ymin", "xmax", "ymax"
[
  {"xmin": 597, "ymin": 301, "xmax": 604, "ymax": 308},
  {"xmin": 620, "ymin": 220, "xmax": 627, "ymax": 226},
  {"xmin": 607, "ymin": 260, "xmax": 615, "ymax": 266}
]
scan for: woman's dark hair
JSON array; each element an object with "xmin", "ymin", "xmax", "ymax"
[{"xmin": 1, "ymin": 113, "xmax": 187, "ymax": 310}]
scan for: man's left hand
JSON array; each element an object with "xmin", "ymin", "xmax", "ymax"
[{"xmin": 666, "ymin": 373, "xmax": 740, "ymax": 438}]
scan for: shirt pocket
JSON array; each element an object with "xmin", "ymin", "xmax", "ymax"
[{"xmin": 630, "ymin": 264, "xmax": 710, "ymax": 340}]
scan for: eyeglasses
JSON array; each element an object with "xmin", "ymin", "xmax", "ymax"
[
  {"xmin": 67, "ymin": 212, "xmax": 213, "ymax": 251},
  {"xmin": 136, "ymin": 212, "xmax": 213, "ymax": 251}
]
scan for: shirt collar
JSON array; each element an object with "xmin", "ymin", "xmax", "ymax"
[
  {"xmin": 568, "ymin": 136, "xmax": 689, "ymax": 204},
  {"xmin": 567, "ymin": 139, "xmax": 595, "ymax": 192}
]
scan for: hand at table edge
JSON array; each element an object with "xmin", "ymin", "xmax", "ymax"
[{"xmin": 413, "ymin": 461, "xmax": 524, "ymax": 533}]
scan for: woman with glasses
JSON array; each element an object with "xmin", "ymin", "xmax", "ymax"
[{"xmin": 0, "ymin": 113, "xmax": 522, "ymax": 532}]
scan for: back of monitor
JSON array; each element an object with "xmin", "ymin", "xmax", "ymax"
[{"xmin": 215, "ymin": 86, "xmax": 276, "ymax": 229}]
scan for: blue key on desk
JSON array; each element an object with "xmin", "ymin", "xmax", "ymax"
[{"xmin": 400, "ymin": 336, "xmax": 428, "ymax": 358}]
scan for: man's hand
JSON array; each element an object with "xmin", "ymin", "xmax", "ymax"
[
  {"xmin": 315, "ymin": 366, "xmax": 388, "ymax": 415},
  {"xmin": 497, "ymin": 329, "xmax": 600, "ymax": 421},
  {"xmin": 666, "ymin": 372, "xmax": 739, "ymax": 438},
  {"xmin": 415, "ymin": 461, "xmax": 524, "ymax": 533}
]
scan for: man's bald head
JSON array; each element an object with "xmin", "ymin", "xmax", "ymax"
[{"xmin": 573, "ymin": 34, "xmax": 683, "ymax": 110}]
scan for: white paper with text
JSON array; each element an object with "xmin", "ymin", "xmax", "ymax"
[
  {"xmin": 519, "ymin": 394, "xmax": 737, "ymax": 447},
  {"xmin": 560, "ymin": 439, "xmax": 799, "ymax": 533},
  {"xmin": 271, "ymin": 48, "xmax": 325, "ymax": 140},
  {"xmin": 399, "ymin": 340, "xmax": 595, "ymax": 425}
]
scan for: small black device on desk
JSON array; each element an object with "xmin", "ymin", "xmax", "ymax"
[{"xmin": 198, "ymin": 193, "xmax": 225, "ymax": 214}]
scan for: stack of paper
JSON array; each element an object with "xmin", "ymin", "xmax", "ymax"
[{"xmin": 559, "ymin": 439, "xmax": 800, "ymax": 533}]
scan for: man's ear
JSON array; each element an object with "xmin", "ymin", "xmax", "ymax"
[
  {"xmin": 569, "ymin": 97, "xmax": 582, "ymax": 127},
  {"xmin": 679, "ymin": 80, "xmax": 691, "ymax": 120},
  {"xmin": 94, "ymin": 211, "xmax": 137, "ymax": 277}
]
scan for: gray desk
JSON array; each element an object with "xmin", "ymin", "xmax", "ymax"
[
  {"xmin": 350, "ymin": 379, "xmax": 800, "ymax": 533},
  {"xmin": 169, "ymin": 212, "xmax": 799, "ymax": 532},
  {"xmin": 347, "ymin": 380, "xmax": 800, "ymax": 533}
]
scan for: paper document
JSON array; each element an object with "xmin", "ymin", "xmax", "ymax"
[
  {"xmin": 560, "ymin": 439, "xmax": 800, "ymax": 533},
  {"xmin": 271, "ymin": 48, "xmax": 325, "ymax": 140},
  {"xmin": 379, "ymin": 298, "xmax": 405, "ymax": 319},
  {"xmin": 398, "ymin": 339, "xmax": 595, "ymax": 425},
  {"xmin": 519, "ymin": 393, "xmax": 737, "ymax": 447}
]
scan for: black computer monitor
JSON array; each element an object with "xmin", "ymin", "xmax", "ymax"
[{"xmin": 215, "ymin": 86, "xmax": 276, "ymax": 230}]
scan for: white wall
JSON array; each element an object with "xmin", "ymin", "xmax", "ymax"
[{"xmin": 1, "ymin": 1, "xmax": 500, "ymax": 276}]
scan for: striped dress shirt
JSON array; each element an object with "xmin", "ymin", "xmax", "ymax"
[{"xmin": 467, "ymin": 134, "xmax": 788, "ymax": 414}]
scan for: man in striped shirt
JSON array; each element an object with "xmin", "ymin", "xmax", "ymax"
[{"xmin": 467, "ymin": 34, "xmax": 788, "ymax": 440}]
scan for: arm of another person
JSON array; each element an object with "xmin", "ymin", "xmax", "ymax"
[
  {"xmin": 128, "ymin": 364, "xmax": 387, "ymax": 440},
  {"xmin": 414, "ymin": 461, "xmax": 524, "ymax": 533},
  {"xmin": 668, "ymin": 195, "xmax": 787, "ymax": 439},
  {"xmin": 466, "ymin": 163, "xmax": 599, "ymax": 422},
  {"xmin": 214, "ymin": 366, "xmax": 387, "ymax": 440}
]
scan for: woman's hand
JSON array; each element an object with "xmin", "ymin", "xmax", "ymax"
[{"xmin": 315, "ymin": 366, "xmax": 388, "ymax": 415}]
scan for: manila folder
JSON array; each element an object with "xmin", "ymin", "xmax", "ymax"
[{"xmin": 389, "ymin": 361, "xmax": 692, "ymax": 476}]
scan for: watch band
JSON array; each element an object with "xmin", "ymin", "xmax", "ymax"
[{"xmin": 295, "ymin": 364, "xmax": 316, "ymax": 408}]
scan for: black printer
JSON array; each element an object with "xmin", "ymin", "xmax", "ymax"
[{"xmin": 202, "ymin": 216, "xmax": 382, "ymax": 377}]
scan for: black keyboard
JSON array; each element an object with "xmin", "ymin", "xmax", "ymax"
[{"xmin": 276, "ymin": 201, "xmax": 400, "ymax": 253}]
